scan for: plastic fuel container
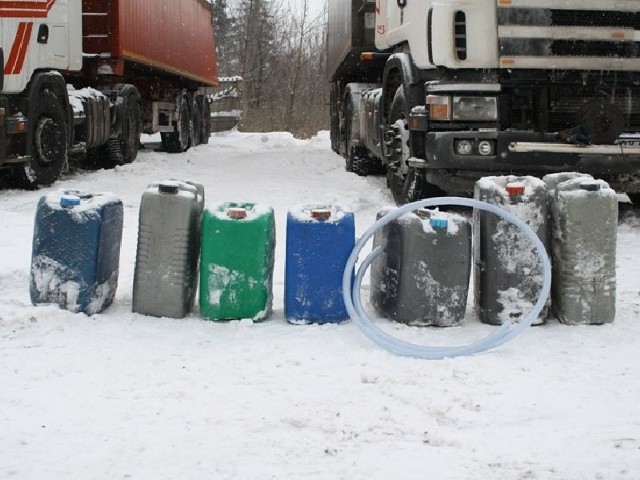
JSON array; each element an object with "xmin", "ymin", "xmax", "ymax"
[
  {"xmin": 284, "ymin": 205, "xmax": 355, "ymax": 324},
  {"xmin": 199, "ymin": 202, "xmax": 275, "ymax": 321},
  {"xmin": 132, "ymin": 180, "xmax": 204, "ymax": 318},
  {"xmin": 473, "ymin": 176, "xmax": 551, "ymax": 325},
  {"xmin": 30, "ymin": 190, "xmax": 124, "ymax": 315},
  {"xmin": 369, "ymin": 207, "xmax": 472, "ymax": 327},
  {"xmin": 547, "ymin": 176, "xmax": 617, "ymax": 324}
]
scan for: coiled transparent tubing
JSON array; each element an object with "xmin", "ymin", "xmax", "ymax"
[{"xmin": 342, "ymin": 197, "xmax": 552, "ymax": 359}]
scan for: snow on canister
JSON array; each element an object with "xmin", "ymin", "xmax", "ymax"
[
  {"xmin": 132, "ymin": 180, "xmax": 204, "ymax": 319},
  {"xmin": 369, "ymin": 207, "xmax": 472, "ymax": 327},
  {"xmin": 284, "ymin": 205, "xmax": 355, "ymax": 324},
  {"xmin": 544, "ymin": 174, "xmax": 617, "ymax": 325},
  {"xmin": 473, "ymin": 176, "xmax": 551, "ymax": 326},
  {"xmin": 30, "ymin": 190, "xmax": 123, "ymax": 315},
  {"xmin": 199, "ymin": 202, "xmax": 275, "ymax": 321}
]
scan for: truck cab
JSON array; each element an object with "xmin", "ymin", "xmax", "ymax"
[{"xmin": 329, "ymin": 0, "xmax": 640, "ymax": 204}]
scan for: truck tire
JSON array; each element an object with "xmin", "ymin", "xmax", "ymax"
[
  {"xmin": 108, "ymin": 88, "xmax": 141, "ymax": 165},
  {"xmin": 161, "ymin": 95, "xmax": 190, "ymax": 152},
  {"xmin": 386, "ymin": 88, "xmax": 439, "ymax": 204},
  {"xmin": 343, "ymin": 100, "xmax": 355, "ymax": 172},
  {"xmin": 330, "ymin": 84, "xmax": 340, "ymax": 153},
  {"xmin": 119, "ymin": 89, "xmax": 141, "ymax": 163},
  {"xmin": 201, "ymin": 98, "xmax": 211, "ymax": 144},
  {"xmin": 190, "ymin": 97, "xmax": 203, "ymax": 147},
  {"xmin": 343, "ymin": 96, "xmax": 379, "ymax": 175},
  {"xmin": 8, "ymin": 88, "xmax": 68, "ymax": 189},
  {"xmin": 350, "ymin": 146, "xmax": 369, "ymax": 176}
]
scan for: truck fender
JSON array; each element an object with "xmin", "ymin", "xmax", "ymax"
[
  {"xmin": 381, "ymin": 53, "xmax": 426, "ymax": 160},
  {"xmin": 26, "ymin": 71, "xmax": 72, "ymax": 149},
  {"xmin": 381, "ymin": 52, "xmax": 423, "ymax": 124}
]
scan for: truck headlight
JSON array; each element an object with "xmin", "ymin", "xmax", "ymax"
[{"xmin": 452, "ymin": 96, "xmax": 498, "ymax": 121}]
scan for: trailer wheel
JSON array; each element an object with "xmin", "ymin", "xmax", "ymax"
[
  {"xmin": 386, "ymin": 88, "xmax": 439, "ymax": 205},
  {"xmin": 190, "ymin": 98, "xmax": 203, "ymax": 147},
  {"xmin": 8, "ymin": 88, "xmax": 68, "ymax": 189},
  {"xmin": 161, "ymin": 96, "xmax": 190, "ymax": 152},
  {"xmin": 200, "ymin": 99, "xmax": 211, "ymax": 144}
]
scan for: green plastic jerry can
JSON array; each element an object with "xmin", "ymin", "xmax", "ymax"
[{"xmin": 199, "ymin": 202, "xmax": 275, "ymax": 321}]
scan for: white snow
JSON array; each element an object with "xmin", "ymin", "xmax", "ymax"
[{"xmin": 2, "ymin": 130, "xmax": 640, "ymax": 479}]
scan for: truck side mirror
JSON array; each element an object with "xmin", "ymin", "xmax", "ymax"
[{"xmin": 397, "ymin": 0, "xmax": 407, "ymax": 7}]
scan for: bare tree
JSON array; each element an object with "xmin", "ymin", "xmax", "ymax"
[{"xmin": 219, "ymin": 0, "xmax": 329, "ymax": 137}]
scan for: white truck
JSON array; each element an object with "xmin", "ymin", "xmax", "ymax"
[
  {"xmin": 328, "ymin": 0, "xmax": 640, "ymax": 204},
  {"xmin": 0, "ymin": 0, "xmax": 218, "ymax": 189}
]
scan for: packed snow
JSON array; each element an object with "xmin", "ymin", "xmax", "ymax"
[{"xmin": 1, "ymin": 130, "xmax": 639, "ymax": 479}]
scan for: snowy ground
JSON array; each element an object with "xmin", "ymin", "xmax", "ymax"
[{"xmin": 1, "ymin": 130, "xmax": 639, "ymax": 479}]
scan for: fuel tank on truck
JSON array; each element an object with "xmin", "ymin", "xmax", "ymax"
[{"xmin": 81, "ymin": 0, "xmax": 218, "ymax": 87}]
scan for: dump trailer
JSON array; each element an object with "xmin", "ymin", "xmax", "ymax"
[
  {"xmin": 0, "ymin": 0, "xmax": 218, "ymax": 189},
  {"xmin": 328, "ymin": 0, "xmax": 640, "ymax": 204}
]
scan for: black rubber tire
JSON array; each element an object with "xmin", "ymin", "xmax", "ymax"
[
  {"xmin": 330, "ymin": 84, "xmax": 340, "ymax": 154},
  {"xmin": 343, "ymin": 99, "xmax": 354, "ymax": 172},
  {"xmin": 8, "ymin": 88, "xmax": 68, "ymax": 189},
  {"xmin": 350, "ymin": 146, "xmax": 371, "ymax": 176},
  {"xmin": 201, "ymin": 99, "xmax": 211, "ymax": 144},
  {"xmin": 119, "ymin": 90, "xmax": 141, "ymax": 164},
  {"xmin": 191, "ymin": 98, "xmax": 203, "ymax": 147},
  {"xmin": 161, "ymin": 96, "xmax": 190, "ymax": 153},
  {"xmin": 386, "ymin": 88, "xmax": 441, "ymax": 204}
]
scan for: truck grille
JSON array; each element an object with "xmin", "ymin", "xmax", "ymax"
[
  {"xmin": 497, "ymin": 7, "xmax": 640, "ymax": 66},
  {"xmin": 503, "ymin": 82, "xmax": 640, "ymax": 134}
]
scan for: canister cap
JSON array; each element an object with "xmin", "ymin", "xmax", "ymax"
[
  {"xmin": 159, "ymin": 183, "xmax": 179, "ymax": 194},
  {"xmin": 579, "ymin": 182, "xmax": 601, "ymax": 192},
  {"xmin": 310, "ymin": 208, "xmax": 332, "ymax": 220},
  {"xmin": 506, "ymin": 182, "xmax": 525, "ymax": 196},
  {"xmin": 60, "ymin": 195, "xmax": 81, "ymax": 208},
  {"xmin": 227, "ymin": 207, "xmax": 248, "ymax": 219},
  {"xmin": 430, "ymin": 217, "xmax": 448, "ymax": 229}
]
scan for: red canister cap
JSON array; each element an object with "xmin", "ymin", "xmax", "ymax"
[
  {"xmin": 506, "ymin": 182, "xmax": 525, "ymax": 196},
  {"xmin": 310, "ymin": 208, "xmax": 332, "ymax": 220},
  {"xmin": 227, "ymin": 207, "xmax": 248, "ymax": 219}
]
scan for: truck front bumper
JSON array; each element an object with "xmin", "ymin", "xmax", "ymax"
[{"xmin": 417, "ymin": 130, "xmax": 640, "ymax": 192}]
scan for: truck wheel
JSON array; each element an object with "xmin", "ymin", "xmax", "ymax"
[
  {"xmin": 8, "ymin": 89, "xmax": 68, "ymax": 189},
  {"xmin": 161, "ymin": 96, "xmax": 190, "ymax": 152},
  {"xmin": 190, "ymin": 98, "xmax": 203, "ymax": 147},
  {"xmin": 107, "ymin": 90, "xmax": 141, "ymax": 165},
  {"xmin": 343, "ymin": 100, "xmax": 355, "ymax": 172},
  {"xmin": 120, "ymin": 90, "xmax": 141, "ymax": 163},
  {"xmin": 386, "ymin": 88, "xmax": 439, "ymax": 204},
  {"xmin": 200, "ymin": 99, "xmax": 211, "ymax": 144},
  {"xmin": 330, "ymin": 84, "xmax": 340, "ymax": 154},
  {"xmin": 350, "ymin": 146, "xmax": 371, "ymax": 176}
]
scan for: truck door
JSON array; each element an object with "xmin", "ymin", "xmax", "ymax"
[{"xmin": 0, "ymin": 0, "xmax": 80, "ymax": 93}]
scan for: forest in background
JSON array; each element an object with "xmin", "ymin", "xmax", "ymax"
[{"xmin": 212, "ymin": 0, "xmax": 329, "ymax": 138}]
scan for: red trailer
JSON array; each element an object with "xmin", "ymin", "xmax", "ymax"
[{"xmin": 0, "ymin": 0, "xmax": 218, "ymax": 188}]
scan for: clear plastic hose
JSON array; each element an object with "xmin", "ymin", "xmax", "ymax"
[{"xmin": 342, "ymin": 197, "xmax": 552, "ymax": 359}]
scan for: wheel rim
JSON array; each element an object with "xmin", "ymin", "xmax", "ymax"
[
  {"xmin": 391, "ymin": 117, "xmax": 410, "ymax": 179},
  {"xmin": 34, "ymin": 117, "xmax": 64, "ymax": 167}
]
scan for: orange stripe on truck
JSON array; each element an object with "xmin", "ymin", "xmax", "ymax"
[
  {"xmin": 0, "ymin": 0, "xmax": 56, "ymax": 17},
  {"xmin": 3, "ymin": 21, "xmax": 33, "ymax": 74}
]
